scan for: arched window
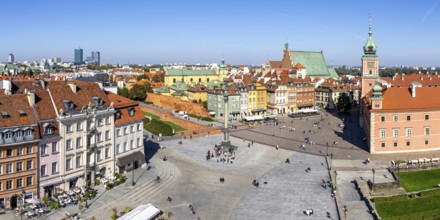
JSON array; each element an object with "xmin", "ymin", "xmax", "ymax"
[
  {"xmin": 173, "ymin": 78, "xmax": 176, "ymax": 83},
  {"xmin": 199, "ymin": 78, "xmax": 201, "ymax": 83}
]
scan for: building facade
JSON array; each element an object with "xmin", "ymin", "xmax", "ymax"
[{"xmin": 74, "ymin": 48, "xmax": 84, "ymax": 65}]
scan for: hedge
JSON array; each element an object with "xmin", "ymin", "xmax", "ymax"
[{"xmin": 187, "ymin": 113, "xmax": 214, "ymax": 122}]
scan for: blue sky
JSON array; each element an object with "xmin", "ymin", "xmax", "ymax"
[{"xmin": 1, "ymin": 0, "xmax": 439, "ymax": 66}]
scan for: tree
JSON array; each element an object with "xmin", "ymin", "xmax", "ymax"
[
  {"xmin": 336, "ymin": 93, "xmax": 352, "ymax": 112},
  {"xmin": 129, "ymin": 84, "xmax": 147, "ymax": 101},
  {"xmin": 152, "ymin": 73, "xmax": 164, "ymax": 82},
  {"xmin": 117, "ymin": 87, "xmax": 129, "ymax": 98},
  {"xmin": 202, "ymin": 101, "xmax": 208, "ymax": 110},
  {"xmin": 137, "ymin": 74, "xmax": 149, "ymax": 81}
]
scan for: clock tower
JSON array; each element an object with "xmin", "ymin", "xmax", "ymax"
[{"xmin": 361, "ymin": 16, "xmax": 379, "ymax": 98}]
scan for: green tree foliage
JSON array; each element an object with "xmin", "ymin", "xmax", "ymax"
[
  {"xmin": 202, "ymin": 101, "xmax": 208, "ymax": 110},
  {"xmin": 152, "ymin": 73, "xmax": 165, "ymax": 82},
  {"xmin": 117, "ymin": 87, "xmax": 129, "ymax": 98},
  {"xmin": 137, "ymin": 74, "xmax": 149, "ymax": 81},
  {"xmin": 129, "ymin": 84, "xmax": 147, "ymax": 101},
  {"xmin": 336, "ymin": 93, "xmax": 352, "ymax": 112}
]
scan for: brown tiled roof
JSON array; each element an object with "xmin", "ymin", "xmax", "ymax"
[
  {"xmin": 381, "ymin": 73, "xmax": 440, "ymax": 87},
  {"xmin": 268, "ymin": 61, "xmax": 282, "ymax": 68},
  {"xmin": 106, "ymin": 92, "xmax": 138, "ymax": 109},
  {"xmin": 115, "ymin": 105, "xmax": 144, "ymax": 125},
  {"xmin": 48, "ymin": 80, "xmax": 111, "ymax": 113},
  {"xmin": 294, "ymin": 63, "xmax": 305, "ymax": 69},
  {"xmin": 0, "ymin": 89, "xmax": 4, "ymax": 95},
  {"xmin": 11, "ymin": 81, "xmax": 58, "ymax": 120},
  {"xmin": 373, "ymin": 86, "xmax": 440, "ymax": 112},
  {"xmin": 0, "ymin": 94, "xmax": 38, "ymax": 127}
]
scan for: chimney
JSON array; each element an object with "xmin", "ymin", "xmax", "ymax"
[
  {"xmin": 67, "ymin": 82, "xmax": 77, "ymax": 93},
  {"xmin": 2, "ymin": 80, "xmax": 12, "ymax": 95},
  {"xmin": 27, "ymin": 90, "xmax": 35, "ymax": 106},
  {"xmin": 411, "ymin": 86, "xmax": 416, "ymax": 98}
]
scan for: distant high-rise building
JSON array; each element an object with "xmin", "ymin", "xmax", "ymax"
[
  {"xmin": 91, "ymin": 51, "xmax": 100, "ymax": 66},
  {"xmin": 8, "ymin": 53, "xmax": 14, "ymax": 63},
  {"xmin": 53, "ymin": 57, "xmax": 62, "ymax": 63},
  {"xmin": 74, "ymin": 48, "xmax": 83, "ymax": 65}
]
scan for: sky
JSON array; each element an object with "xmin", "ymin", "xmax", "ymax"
[{"xmin": 0, "ymin": 0, "xmax": 439, "ymax": 66}]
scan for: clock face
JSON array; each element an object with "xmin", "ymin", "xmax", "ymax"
[{"xmin": 368, "ymin": 62, "xmax": 374, "ymax": 68}]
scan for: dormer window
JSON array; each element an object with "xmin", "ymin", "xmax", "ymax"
[
  {"xmin": 25, "ymin": 129, "xmax": 33, "ymax": 137},
  {"xmin": 1, "ymin": 111, "xmax": 9, "ymax": 118},
  {"xmin": 5, "ymin": 132, "xmax": 12, "ymax": 139},
  {"xmin": 115, "ymin": 111, "xmax": 121, "ymax": 119},
  {"xmin": 92, "ymin": 97, "xmax": 104, "ymax": 106},
  {"xmin": 16, "ymin": 131, "xmax": 22, "ymax": 137},
  {"xmin": 46, "ymin": 127, "xmax": 54, "ymax": 135},
  {"xmin": 128, "ymin": 108, "xmax": 135, "ymax": 117},
  {"xmin": 18, "ymin": 110, "xmax": 26, "ymax": 116},
  {"xmin": 62, "ymin": 100, "xmax": 75, "ymax": 111}
]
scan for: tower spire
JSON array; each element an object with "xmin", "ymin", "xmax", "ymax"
[{"xmin": 368, "ymin": 14, "xmax": 372, "ymax": 37}]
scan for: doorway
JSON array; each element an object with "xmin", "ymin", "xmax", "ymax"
[{"xmin": 10, "ymin": 195, "xmax": 18, "ymax": 209}]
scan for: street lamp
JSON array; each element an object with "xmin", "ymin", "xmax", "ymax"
[
  {"xmin": 372, "ymin": 169, "xmax": 376, "ymax": 192},
  {"xmin": 334, "ymin": 170, "xmax": 337, "ymax": 190},
  {"xmin": 329, "ymin": 153, "xmax": 333, "ymax": 170},
  {"xmin": 326, "ymin": 142, "xmax": 329, "ymax": 156}
]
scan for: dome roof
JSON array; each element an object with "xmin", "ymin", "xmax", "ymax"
[
  {"xmin": 363, "ymin": 16, "xmax": 377, "ymax": 55},
  {"xmin": 372, "ymin": 82, "xmax": 382, "ymax": 92}
]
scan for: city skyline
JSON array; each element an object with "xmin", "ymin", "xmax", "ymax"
[{"xmin": 0, "ymin": 0, "xmax": 439, "ymax": 66}]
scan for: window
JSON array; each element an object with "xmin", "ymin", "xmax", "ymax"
[
  {"xmin": 16, "ymin": 131, "xmax": 22, "ymax": 138},
  {"xmin": 129, "ymin": 109, "xmax": 134, "ymax": 117},
  {"xmin": 98, "ymin": 133, "xmax": 103, "ymax": 142},
  {"xmin": 105, "ymin": 131, "xmax": 110, "ymax": 140},
  {"xmin": 25, "ymin": 130, "xmax": 32, "ymax": 136},
  {"xmin": 66, "ymin": 158, "xmax": 72, "ymax": 171},
  {"xmin": 98, "ymin": 118, "xmax": 103, "ymax": 126},
  {"xmin": 66, "ymin": 139, "xmax": 72, "ymax": 150},
  {"xmin": 86, "ymin": 154, "xmax": 91, "ymax": 164},
  {"xmin": 137, "ymin": 138, "xmax": 141, "ymax": 147},
  {"xmin": 46, "ymin": 127, "xmax": 54, "ymax": 135},
  {"xmin": 6, "ymin": 149, "xmax": 12, "ymax": 157},
  {"xmin": 16, "ymin": 162, "xmax": 22, "ymax": 172},
  {"xmin": 116, "ymin": 144, "xmax": 121, "ymax": 154},
  {"xmin": 52, "ymin": 162, "xmax": 58, "ymax": 174},
  {"xmin": 406, "ymin": 115, "xmax": 411, "ymax": 121},
  {"xmin": 26, "ymin": 176, "xmax": 32, "ymax": 186},
  {"xmin": 117, "ymin": 129, "xmax": 121, "ymax": 137},
  {"xmin": 76, "ymin": 155, "xmax": 81, "ymax": 167},
  {"xmin": 5, "ymin": 132, "xmax": 12, "ymax": 139},
  {"xmin": 27, "ymin": 146, "xmax": 32, "ymax": 154},
  {"xmin": 130, "ymin": 140, "xmax": 134, "ymax": 149},
  {"xmin": 77, "ymin": 122, "xmax": 83, "ymax": 131},
  {"xmin": 131, "ymin": 125, "xmax": 134, "ymax": 133},
  {"xmin": 97, "ymin": 150, "xmax": 102, "ymax": 161},
  {"xmin": 381, "ymin": 116, "xmax": 385, "ymax": 122},
  {"xmin": 425, "ymin": 114, "xmax": 430, "ymax": 120},
  {"xmin": 393, "ymin": 129, "xmax": 399, "ymax": 137},
  {"xmin": 124, "ymin": 142, "xmax": 127, "ymax": 151},
  {"xmin": 6, "ymin": 180, "xmax": 12, "ymax": 190},
  {"xmin": 380, "ymin": 129, "xmax": 386, "ymax": 138},
  {"xmin": 425, "ymin": 127, "xmax": 430, "ymax": 136},
  {"xmin": 76, "ymin": 137, "xmax": 82, "ymax": 148},
  {"xmin": 52, "ymin": 142, "xmax": 58, "ymax": 153},
  {"xmin": 105, "ymin": 148, "xmax": 110, "ymax": 159},
  {"xmin": 124, "ymin": 128, "xmax": 128, "ymax": 135},
  {"xmin": 67, "ymin": 124, "xmax": 73, "ymax": 133},
  {"xmin": 393, "ymin": 115, "xmax": 398, "ymax": 122},
  {"xmin": 0, "ymin": 164, "xmax": 2, "ymax": 174},
  {"xmin": 406, "ymin": 141, "xmax": 411, "ymax": 147},
  {"xmin": 425, "ymin": 140, "xmax": 429, "ymax": 145},
  {"xmin": 41, "ymin": 165, "xmax": 47, "ymax": 176},
  {"xmin": 394, "ymin": 142, "xmax": 398, "ymax": 147},
  {"xmin": 27, "ymin": 160, "xmax": 33, "ymax": 170},
  {"xmin": 381, "ymin": 142, "xmax": 385, "ymax": 148},
  {"xmin": 16, "ymin": 178, "xmax": 22, "ymax": 188},
  {"xmin": 6, "ymin": 164, "xmax": 13, "ymax": 173},
  {"xmin": 406, "ymin": 128, "xmax": 412, "ymax": 137},
  {"xmin": 106, "ymin": 117, "xmax": 111, "ymax": 124},
  {"xmin": 41, "ymin": 144, "xmax": 48, "ymax": 156},
  {"xmin": 17, "ymin": 147, "xmax": 23, "ymax": 156},
  {"xmin": 0, "ymin": 182, "xmax": 2, "ymax": 190}
]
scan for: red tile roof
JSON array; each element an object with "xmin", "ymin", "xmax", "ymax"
[
  {"xmin": 268, "ymin": 61, "xmax": 282, "ymax": 68},
  {"xmin": 0, "ymin": 94, "xmax": 38, "ymax": 127},
  {"xmin": 106, "ymin": 92, "xmax": 138, "ymax": 109},
  {"xmin": 372, "ymin": 86, "xmax": 440, "ymax": 112}
]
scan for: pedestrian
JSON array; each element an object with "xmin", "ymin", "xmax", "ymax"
[{"xmin": 276, "ymin": 145, "xmax": 279, "ymax": 150}]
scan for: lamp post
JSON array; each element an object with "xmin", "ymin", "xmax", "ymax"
[
  {"xmin": 132, "ymin": 151, "xmax": 136, "ymax": 186},
  {"xmin": 20, "ymin": 188, "xmax": 26, "ymax": 220},
  {"xmin": 329, "ymin": 153, "xmax": 333, "ymax": 170},
  {"xmin": 334, "ymin": 170, "xmax": 337, "ymax": 190},
  {"xmin": 372, "ymin": 169, "xmax": 376, "ymax": 192},
  {"xmin": 326, "ymin": 142, "xmax": 329, "ymax": 156}
]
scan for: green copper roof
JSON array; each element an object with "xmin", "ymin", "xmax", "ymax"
[
  {"xmin": 363, "ymin": 16, "xmax": 377, "ymax": 55},
  {"xmin": 167, "ymin": 69, "xmax": 217, "ymax": 76},
  {"xmin": 157, "ymin": 85, "xmax": 170, "ymax": 93},
  {"xmin": 289, "ymin": 50, "xmax": 338, "ymax": 79},
  {"xmin": 371, "ymin": 80, "xmax": 383, "ymax": 100}
]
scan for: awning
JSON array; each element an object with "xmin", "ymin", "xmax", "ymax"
[
  {"xmin": 117, "ymin": 203, "xmax": 160, "ymax": 220},
  {"xmin": 251, "ymin": 109, "xmax": 266, "ymax": 112},
  {"xmin": 116, "ymin": 151, "xmax": 146, "ymax": 167}
]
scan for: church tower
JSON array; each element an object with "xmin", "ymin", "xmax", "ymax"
[
  {"xmin": 219, "ymin": 56, "xmax": 228, "ymax": 78},
  {"xmin": 361, "ymin": 16, "xmax": 379, "ymax": 98}
]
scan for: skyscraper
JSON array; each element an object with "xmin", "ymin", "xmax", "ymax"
[
  {"xmin": 8, "ymin": 53, "xmax": 14, "ymax": 63},
  {"xmin": 74, "ymin": 48, "xmax": 83, "ymax": 65},
  {"xmin": 91, "ymin": 51, "xmax": 100, "ymax": 66}
]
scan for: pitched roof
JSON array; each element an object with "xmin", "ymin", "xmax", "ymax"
[
  {"xmin": 11, "ymin": 81, "xmax": 58, "ymax": 120},
  {"xmin": 381, "ymin": 73, "xmax": 440, "ymax": 87},
  {"xmin": 372, "ymin": 86, "xmax": 440, "ymax": 112},
  {"xmin": 268, "ymin": 61, "xmax": 282, "ymax": 68},
  {"xmin": 106, "ymin": 92, "xmax": 138, "ymax": 109},
  {"xmin": 0, "ymin": 94, "xmax": 37, "ymax": 127},
  {"xmin": 47, "ymin": 80, "xmax": 111, "ymax": 113},
  {"xmin": 288, "ymin": 51, "xmax": 338, "ymax": 79}
]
